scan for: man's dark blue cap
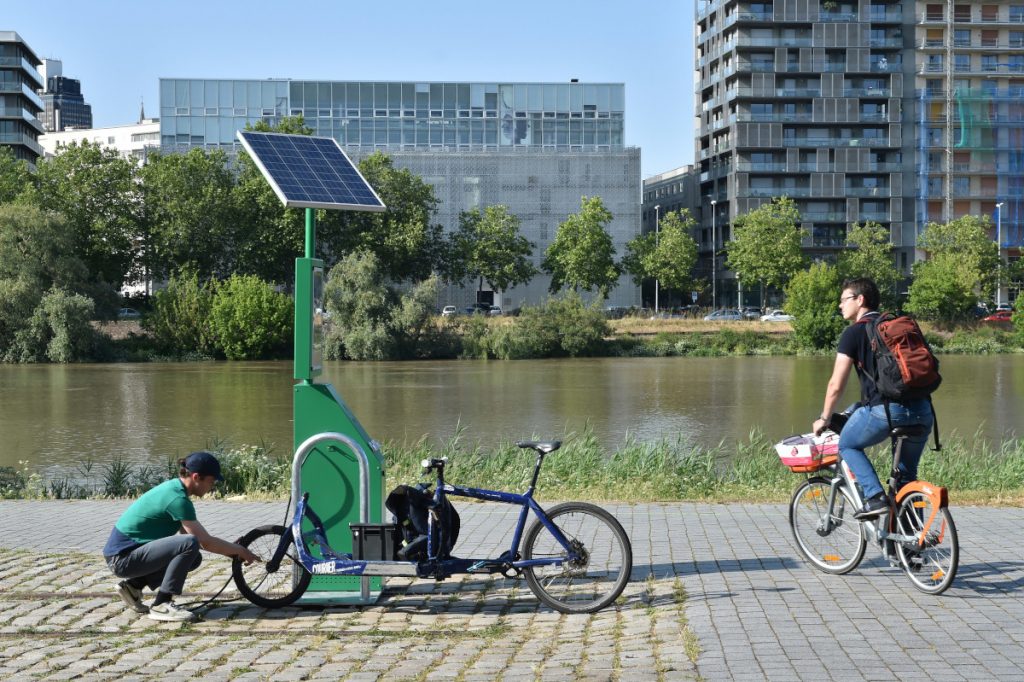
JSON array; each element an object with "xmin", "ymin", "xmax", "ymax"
[{"xmin": 184, "ymin": 451, "xmax": 224, "ymax": 481}]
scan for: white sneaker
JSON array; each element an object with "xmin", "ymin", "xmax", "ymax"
[
  {"xmin": 116, "ymin": 581, "xmax": 148, "ymax": 614},
  {"xmin": 148, "ymin": 600, "xmax": 196, "ymax": 622}
]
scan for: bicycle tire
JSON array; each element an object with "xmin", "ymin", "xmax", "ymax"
[
  {"xmin": 789, "ymin": 477, "xmax": 866, "ymax": 575},
  {"xmin": 522, "ymin": 502, "xmax": 632, "ymax": 614},
  {"xmin": 231, "ymin": 525, "xmax": 311, "ymax": 609},
  {"xmin": 894, "ymin": 492, "xmax": 958, "ymax": 595}
]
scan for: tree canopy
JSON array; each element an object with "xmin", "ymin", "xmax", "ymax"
[
  {"xmin": 450, "ymin": 205, "xmax": 536, "ymax": 292},
  {"xmin": 905, "ymin": 215, "xmax": 1000, "ymax": 325},
  {"xmin": 838, "ymin": 221, "xmax": 901, "ymax": 311},
  {"xmin": 725, "ymin": 197, "xmax": 806, "ymax": 304},
  {"xmin": 622, "ymin": 208, "xmax": 698, "ymax": 298},
  {"xmin": 543, "ymin": 196, "xmax": 620, "ymax": 298}
]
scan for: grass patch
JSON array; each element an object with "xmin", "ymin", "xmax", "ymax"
[{"xmin": 5, "ymin": 426, "xmax": 1024, "ymax": 505}]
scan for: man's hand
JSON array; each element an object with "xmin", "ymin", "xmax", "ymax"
[
  {"xmin": 235, "ymin": 546, "xmax": 259, "ymax": 565},
  {"xmin": 812, "ymin": 418, "xmax": 828, "ymax": 436}
]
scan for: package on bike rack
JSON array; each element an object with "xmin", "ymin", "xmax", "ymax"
[{"xmin": 775, "ymin": 431, "xmax": 839, "ymax": 470}]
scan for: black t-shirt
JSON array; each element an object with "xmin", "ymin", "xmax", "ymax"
[{"xmin": 836, "ymin": 311, "xmax": 882, "ymax": 407}]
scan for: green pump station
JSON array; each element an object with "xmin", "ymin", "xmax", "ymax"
[{"xmin": 236, "ymin": 131, "xmax": 388, "ymax": 604}]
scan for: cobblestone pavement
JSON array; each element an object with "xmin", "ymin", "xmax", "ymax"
[{"xmin": 0, "ymin": 500, "xmax": 1022, "ymax": 681}]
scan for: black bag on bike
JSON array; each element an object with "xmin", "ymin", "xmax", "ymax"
[{"xmin": 385, "ymin": 483, "xmax": 460, "ymax": 561}]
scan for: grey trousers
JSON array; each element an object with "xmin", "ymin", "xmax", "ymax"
[{"xmin": 106, "ymin": 534, "xmax": 203, "ymax": 596}]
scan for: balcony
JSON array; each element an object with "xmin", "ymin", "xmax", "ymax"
[
  {"xmin": 844, "ymin": 87, "xmax": 891, "ymax": 97},
  {"xmin": 801, "ymin": 212, "xmax": 850, "ymax": 222},
  {"xmin": 735, "ymin": 112, "xmax": 814, "ymax": 123},
  {"xmin": 846, "ymin": 187, "xmax": 892, "ymax": 197},
  {"xmin": 0, "ymin": 57, "xmax": 45, "ymax": 88},
  {"xmin": 869, "ymin": 11, "xmax": 903, "ymax": 23},
  {"xmin": 736, "ymin": 37, "xmax": 813, "ymax": 48},
  {"xmin": 868, "ymin": 37, "xmax": 904, "ymax": 48},
  {"xmin": 0, "ymin": 133, "xmax": 44, "ymax": 156},
  {"xmin": 780, "ymin": 137, "xmax": 893, "ymax": 148},
  {"xmin": 819, "ymin": 11, "xmax": 859, "ymax": 22},
  {"xmin": 744, "ymin": 187, "xmax": 815, "ymax": 198}
]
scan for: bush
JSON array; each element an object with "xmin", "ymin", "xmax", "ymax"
[
  {"xmin": 4, "ymin": 287, "xmax": 99, "ymax": 363},
  {"xmin": 785, "ymin": 263, "xmax": 846, "ymax": 349},
  {"xmin": 487, "ymin": 293, "xmax": 609, "ymax": 359},
  {"xmin": 208, "ymin": 274, "xmax": 292, "ymax": 360},
  {"xmin": 144, "ymin": 273, "xmax": 215, "ymax": 356}
]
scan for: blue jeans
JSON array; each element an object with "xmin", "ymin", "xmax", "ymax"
[{"xmin": 838, "ymin": 400, "xmax": 934, "ymax": 500}]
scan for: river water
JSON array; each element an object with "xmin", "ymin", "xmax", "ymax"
[{"xmin": 1, "ymin": 355, "xmax": 1020, "ymax": 475}]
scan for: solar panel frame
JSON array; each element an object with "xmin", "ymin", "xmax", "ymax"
[{"xmin": 236, "ymin": 131, "xmax": 387, "ymax": 212}]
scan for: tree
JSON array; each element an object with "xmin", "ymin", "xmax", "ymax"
[
  {"xmin": 725, "ymin": 197, "xmax": 806, "ymax": 306},
  {"xmin": 838, "ymin": 221, "xmax": 901, "ymax": 311},
  {"xmin": 543, "ymin": 196, "xmax": 620, "ymax": 298},
  {"xmin": 0, "ymin": 205, "xmax": 89, "ymax": 292},
  {"xmin": 140, "ymin": 148, "xmax": 237, "ymax": 282},
  {"xmin": 28, "ymin": 141, "xmax": 143, "ymax": 292},
  {"xmin": 905, "ymin": 215, "xmax": 1000, "ymax": 325},
  {"xmin": 208, "ymin": 274, "xmax": 293, "ymax": 360},
  {"xmin": 450, "ymin": 205, "xmax": 536, "ymax": 293},
  {"xmin": 622, "ymin": 209, "xmax": 699, "ymax": 302},
  {"xmin": 0, "ymin": 147, "xmax": 32, "ymax": 204},
  {"xmin": 320, "ymin": 152, "xmax": 446, "ymax": 282},
  {"xmin": 784, "ymin": 262, "xmax": 847, "ymax": 349}
]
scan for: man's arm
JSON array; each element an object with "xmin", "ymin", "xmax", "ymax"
[
  {"xmin": 813, "ymin": 353, "xmax": 854, "ymax": 435},
  {"xmin": 180, "ymin": 519, "xmax": 258, "ymax": 564}
]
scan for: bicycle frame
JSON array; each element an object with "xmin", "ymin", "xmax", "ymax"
[
  {"xmin": 816, "ymin": 456, "xmax": 948, "ymax": 556},
  {"xmin": 271, "ymin": 451, "xmax": 580, "ymax": 581}
]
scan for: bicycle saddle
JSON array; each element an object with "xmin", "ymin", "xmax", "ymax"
[
  {"xmin": 516, "ymin": 440, "xmax": 562, "ymax": 454},
  {"xmin": 890, "ymin": 424, "xmax": 929, "ymax": 439}
]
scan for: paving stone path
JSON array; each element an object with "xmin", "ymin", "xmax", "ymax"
[{"xmin": 0, "ymin": 500, "xmax": 1022, "ymax": 680}]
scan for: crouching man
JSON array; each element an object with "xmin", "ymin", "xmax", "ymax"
[{"xmin": 102, "ymin": 451, "xmax": 258, "ymax": 622}]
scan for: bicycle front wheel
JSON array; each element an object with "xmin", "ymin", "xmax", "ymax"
[
  {"xmin": 790, "ymin": 477, "xmax": 866, "ymax": 574},
  {"xmin": 522, "ymin": 502, "xmax": 632, "ymax": 614},
  {"xmin": 895, "ymin": 492, "xmax": 958, "ymax": 595},
  {"xmin": 232, "ymin": 525, "xmax": 311, "ymax": 609}
]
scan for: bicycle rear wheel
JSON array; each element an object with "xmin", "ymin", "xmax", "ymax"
[
  {"xmin": 895, "ymin": 492, "xmax": 958, "ymax": 595},
  {"xmin": 232, "ymin": 525, "xmax": 311, "ymax": 609},
  {"xmin": 789, "ymin": 477, "xmax": 866, "ymax": 574},
  {"xmin": 522, "ymin": 502, "xmax": 632, "ymax": 614}
]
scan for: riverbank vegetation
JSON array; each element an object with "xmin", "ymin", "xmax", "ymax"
[{"xmin": 4, "ymin": 428, "xmax": 1022, "ymax": 506}]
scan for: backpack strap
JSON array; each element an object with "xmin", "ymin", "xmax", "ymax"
[{"xmin": 929, "ymin": 396, "xmax": 941, "ymax": 452}]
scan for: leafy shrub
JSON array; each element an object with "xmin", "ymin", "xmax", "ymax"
[
  {"xmin": 144, "ymin": 272, "xmax": 216, "ymax": 356},
  {"xmin": 208, "ymin": 274, "xmax": 292, "ymax": 360},
  {"xmin": 4, "ymin": 287, "xmax": 99, "ymax": 363},
  {"xmin": 212, "ymin": 443, "xmax": 290, "ymax": 495},
  {"xmin": 487, "ymin": 293, "xmax": 608, "ymax": 359},
  {"xmin": 784, "ymin": 262, "xmax": 846, "ymax": 349}
]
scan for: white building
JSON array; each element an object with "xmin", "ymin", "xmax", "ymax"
[{"xmin": 39, "ymin": 117, "xmax": 160, "ymax": 163}]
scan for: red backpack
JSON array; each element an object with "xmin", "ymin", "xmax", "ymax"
[{"xmin": 862, "ymin": 313, "xmax": 942, "ymax": 401}]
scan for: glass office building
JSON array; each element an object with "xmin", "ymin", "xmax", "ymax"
[{"xmin": 159, "ymin": 79, "xmax": 640, "ymax": 308}]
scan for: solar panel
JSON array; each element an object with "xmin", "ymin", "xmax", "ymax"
[{"xmin": 236, "ymin": 131, "xmax": 386, "ymax": 212}]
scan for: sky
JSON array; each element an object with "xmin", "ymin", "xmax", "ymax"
[{"xmin": 7, "ymin": 0, "xmax": 694, "ymax": 180}]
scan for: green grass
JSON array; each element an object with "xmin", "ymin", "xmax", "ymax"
[{"xmin": 5, "ymin": 426, "xmax": 1024, "ymax": 505}]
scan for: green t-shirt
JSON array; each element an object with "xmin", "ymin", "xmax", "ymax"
[{"xmin": 114, "ymin": 478, "xmax": 197, "ymax": 544}]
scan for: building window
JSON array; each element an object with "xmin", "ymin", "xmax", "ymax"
[{"xmin": 1012, "ymin": 6, "xmax": 1024, "ymax": 22}]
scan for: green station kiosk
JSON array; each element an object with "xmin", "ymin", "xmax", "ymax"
[{"xmin": 236, "ymin": 131, "xmax": 388, "ymax": 604}]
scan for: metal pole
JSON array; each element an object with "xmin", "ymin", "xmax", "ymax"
[
  {"xmin": 711, "ymin": 200, "xmax": 717, "ymax": 310},
  {"xmin": 305, "ymin": 208, "xmax": 315, "ymax": 260},
  {"xmin": 996, "ymin": 202, "xmax": 1004, "ymax": 308},
  {"xmin": 654, "ymin": 205, "xmax": 661, "ymax": 315}
]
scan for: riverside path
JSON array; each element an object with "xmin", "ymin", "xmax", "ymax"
[{"xmin": 0, "ymin": 500, "xmax": 1022, "ymax": 681}]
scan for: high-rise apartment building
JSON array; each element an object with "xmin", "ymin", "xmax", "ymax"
[
  {"xmin": 39, "ymin": 58, "xmax": 93, "ymax": 132},
  {"xmin": 695, "ymin": 1, "xmax": 1023, "ymax": 305},
  {"xmin": 0, "ymin": 31, "xmax": 44, "ymax": 168},
  {"xmin": 915, "ymin": 2, "xmax": 1023, "ymax": 301},
  {"xmin": 159, "ymin": 79, "xmax": 641, "ymax": 308}
]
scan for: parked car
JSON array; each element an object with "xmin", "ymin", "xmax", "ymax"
[
  {"xmin": 117, "ymin": 307, "xmax": 141, "ymax": 320},
  {"xmin": 760, "ymin": 309, "xmax": 793, "ymax": 322},
  {"xmin": 995, "ymin": 303, "xmax": 1013, "ymax": 312},
  {"xmin": 441, "ymin": 305, "xmax": 458, "ymax": 317},
  {"xmin": 741, "ymin": 306, "xmax": 762, "ymax": 320},
  {"xmin": 982, "ymin": 310, "xmax": 1012, "ymax": 323},
  {"xmin": 465, "ymin": 302, "xmax": 492, "ymax": 315},
  {"xmin": 488, "ymin": 305, "xmax": 503, "ymax": 316},
  {"xmin": 703, "ymin": 308, "xmax": 743, "ymax": 321}
]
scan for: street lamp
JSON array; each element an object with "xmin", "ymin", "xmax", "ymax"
[
  {"xmin": 996, "ymin": 202, "xmax": 1004, "ymax": 308},
  {"xmin": 710, "ymin": 199, "xmax": 717, "ymax": 310},
  {"xmin": 654, "ymin": 205, "xmax": 661, "ymax": 315}
]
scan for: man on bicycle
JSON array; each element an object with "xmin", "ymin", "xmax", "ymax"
[
  {"xmin": 812, "ymin": 278, "xmax": 934, "ymax": 519},
  {"xmin": 102, "ymin": 451, "xmax": 258, "ymax": 622}
]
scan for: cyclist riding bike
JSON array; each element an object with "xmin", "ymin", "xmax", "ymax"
[{"xmin": 812, "ymin": 277, "xmax": 934, "ymax": 519}]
